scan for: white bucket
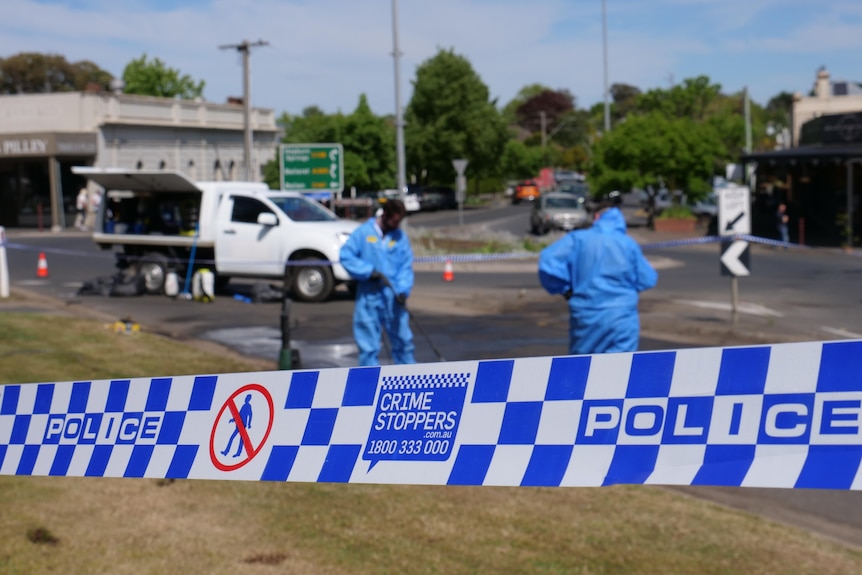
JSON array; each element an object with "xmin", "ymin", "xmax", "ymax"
[
  {"xmin": 164, "ymin": 270, "xmax": 179, "ymax": 297},
  {"xmin": 192, "ymin": 268, "xmax": 215, "ymax": 302}
]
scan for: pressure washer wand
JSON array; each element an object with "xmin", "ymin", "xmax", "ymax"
[{"xmin": 380, "ymin": 274, "xmax": 446, "ymax": 363}]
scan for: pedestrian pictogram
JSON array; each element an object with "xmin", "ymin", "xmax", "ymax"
[{"xmin": 210, "ymin": 384, "xmax": 274, "ymax": 472}]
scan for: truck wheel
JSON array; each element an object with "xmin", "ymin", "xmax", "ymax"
[
  {"xmin": 137, "ymin": 253, "xmax": 169, "ymax": 295},
  {"xmin": 291, "ymin": 258, "xmax": 334, "ymax": 302}
]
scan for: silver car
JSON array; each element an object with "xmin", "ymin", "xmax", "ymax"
[{"xmin": 530, "ymin": 192, "xmax": 591, "ymax": 235}]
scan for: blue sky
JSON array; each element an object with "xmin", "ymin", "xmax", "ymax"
[{"xmin": 4, "ymin": 0, "xmax": 861, "ymax": 116}]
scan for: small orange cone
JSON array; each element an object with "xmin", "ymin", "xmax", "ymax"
[
  {"xmin": 442, "ymin": 258, "xmax": 454, "ymax": 282},
  {"xmin": 36, "ymin": 252, "xmax": 49, "ymax": 278}
]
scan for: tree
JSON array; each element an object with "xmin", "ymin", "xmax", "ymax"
[
  {"xmin": 263, "ymin": 95, "xmax": 395, "ymax": 191},
  {"xmin": 591, "ymin": 111, "xmax": 724, "ymax": 199},
  {"xmin": 122, "ymin": 54, "xmax": 204, "ymax": 99},
  {"xmin": 609, "ymin": 83, "xmax": 641, "ymax": 123},
  {"xmin": 0, "ymin": 52, "xmax": 113, "ymax": 94},
  {"xmin": 341, "ymin": 94, "xmax": 395, "ymax": 190},
  {"xmin": 405, "ymin": 48, "xmax": 507, "ymax": 184},
  {"xmin": 515, "ymin": 89, "xmax": 575, "ymax": 135},
  {"xmin": 501, "ymin": 83, "xmax": 551, "ymax": 125},
  {"xmin": 499, "ymin": 140, "xmax": 545, "ymax": 180},
  {"xmin": 637, "ymin": 76, "xmax": 722, "ymax": 121}
]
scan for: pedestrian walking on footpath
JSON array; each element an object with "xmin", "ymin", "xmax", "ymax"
[
  {"xmin": 538, "ymin": 192, "xmax": 658, "ymax": 355},
  {"xmin": 340, "ymin": 199, "xmax": 415, "ymax": 366}
]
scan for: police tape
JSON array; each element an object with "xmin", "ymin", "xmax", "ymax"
[
  {"xmin": 3, "ymin": 235, "xmax": 790, "ymax": 269},
  {"xmin": 3, "ymin": 339, "xmax": 862, "ymax": 489}
]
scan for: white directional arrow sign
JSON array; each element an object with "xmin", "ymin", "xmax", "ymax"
[
  {"xmin": 720, "ymin": 240, "xmax": 751, "ymax": 277},
  {"xmin": 718, "ymin": 185, "xmax": 751, "ymax": 236}
]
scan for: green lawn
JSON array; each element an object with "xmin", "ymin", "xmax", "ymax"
[{"xmin": 1, "ymin": 311, "xmax": 861, "ymax": 574}]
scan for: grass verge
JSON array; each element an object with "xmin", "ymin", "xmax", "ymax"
[{"xmin": 1, "ymin": 311, "xmax": 862, "ymax": 574}]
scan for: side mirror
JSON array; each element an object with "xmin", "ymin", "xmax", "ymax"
[{"xmin": 257, "ymin": 212, "xmax": 278, "ymax": 226}]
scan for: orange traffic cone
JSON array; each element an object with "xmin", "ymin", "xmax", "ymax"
[
  {"xmin": 442, "ymin": 259, "xmax": 454, "ymax": 282},
  {"xmin": 36, "ymin": 252, "xmax": 49, "ymax": 278}
]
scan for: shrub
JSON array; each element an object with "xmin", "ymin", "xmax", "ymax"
[{"xmin": 657, "ymin": 205, "xmax": 695, "ymax": 219}]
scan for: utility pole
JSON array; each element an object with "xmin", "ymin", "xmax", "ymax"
[
  {"xmin": 602, "ymin": 0, "xmax": 610, "ymax": 133},
  {"xmin": 392, "ymin": 0, "xmax": 407, "ymax": 197},
  {"xmin": 219, "ymin": 39, "xmax": 269, "ymax": 181},
  {"xmin": 744, "ymin": 86, "xmax": 752, "ymax": 155},
  {"xmin": 540, "ymin": 111, "xmax": 547, "ymax": 148}
]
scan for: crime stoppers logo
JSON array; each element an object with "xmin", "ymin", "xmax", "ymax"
[
  {"xmin": 363, "ymin": 373, "xmax": 469, "ymax": 469},
  {"xmin": 209, "ymin": 384, "xmax": 274, "ymax": 472}
]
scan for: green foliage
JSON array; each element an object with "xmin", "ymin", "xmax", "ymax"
[
  {"xmin": 637, "ymin": 76, "xmax": 722, "ymax": 121},
  {"xmin": 0, "ymin": 52, "xmax": 113, "ymax": 94},
  {"xmin": 122, "ymin": 54, "xmax": 204, "ymax": 99},
  {"xmin": 657, "ymin": 204, "xmax": 695, "ymax": 219},
  {"xmin": 264, "ymin": 95, "xmax": 395, "ymax": 192},
  {"xmin": 500, "ymin": 139, "xmax": 546, "ymax": 179},
  {"xmin": 501, "ymin": 83, "xmax": 551, "ymax": 125},
  {"xmin": 405, "ymin": 48, "xmax": 507, "ymax": 184},
  {"xmin": 591, "ymin": 111, "xmax": 724, "ymax": 201}
]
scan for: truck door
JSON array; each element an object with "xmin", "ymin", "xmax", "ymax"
[{"xmin": 215, "ymin": 194, "xmax": 284, "ymax": 276}]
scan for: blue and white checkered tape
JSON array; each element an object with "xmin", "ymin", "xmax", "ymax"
[{"xmin": 2, "ymin": 339, "xmax": 862, "ymax": 489}]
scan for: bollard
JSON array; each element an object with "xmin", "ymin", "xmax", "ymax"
[
  {"xmin": 0, "ymin": 226, "xmax": 9, "ymax": 298},
  {"xmin": 278, "ymin": 266, "xmax": 300, "ymax": 370}
]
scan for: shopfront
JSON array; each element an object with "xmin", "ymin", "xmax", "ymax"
[
  {"xmin": 743, "ymin": 113, "xmax": 862, "ymax": 246},
  {"xmin": 0, "ymin": 132, "xmax": 97, "ymax": 229}
]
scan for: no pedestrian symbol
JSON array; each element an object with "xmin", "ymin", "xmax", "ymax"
[{"xmin": 209, "ymin": 384, "xmax": 274, "ymax": 472}]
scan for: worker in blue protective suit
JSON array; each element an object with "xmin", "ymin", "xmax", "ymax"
[
  {"xmin": 538, "ymin": 193, "xmax": 658, "ymax": 355},
  {"xmin": 340, "ymin": 199, "xmax": 415, "ymax": 366}
]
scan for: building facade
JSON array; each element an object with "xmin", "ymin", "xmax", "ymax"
[
  {"xmin": 793, "ymin": 68, "xmax": 862, "ymax": 146},
  {"xmin": 0, "ymin": 91, "xmax": 279, "ymax": 230},
  {"xmin": 744, "ymin": 68, "xmax": 862, "ymax": 246}
]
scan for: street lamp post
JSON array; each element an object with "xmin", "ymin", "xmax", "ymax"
[
  {"xmin": 392, "ymin": 0, "xmax": 407, "ymax": 198},
  {"xmin": 602, "ymin": 0, "xmax": 610, "ymax": 133}
]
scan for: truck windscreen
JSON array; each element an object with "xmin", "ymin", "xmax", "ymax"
[{"xmin": 270, "ymin": 195, "xmax": 337, "ymax": 222}]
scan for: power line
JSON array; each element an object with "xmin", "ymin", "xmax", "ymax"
[{"xmin": 219, "ymin": 39, "xmax": 269, "ymax": 181}]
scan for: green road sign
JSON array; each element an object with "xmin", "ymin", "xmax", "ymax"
[{"xmin": 280, "ymin": 143, "xmax": 344, "ymax": 192}]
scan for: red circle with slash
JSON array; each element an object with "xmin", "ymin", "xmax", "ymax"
[{"xmin": 209, "ymin": 383, "xmax": 274, "ymax": 472}]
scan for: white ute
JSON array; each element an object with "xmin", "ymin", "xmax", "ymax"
[{"xmin": 73, "ymin": 167, "xmax": 360, "ymax": 302}]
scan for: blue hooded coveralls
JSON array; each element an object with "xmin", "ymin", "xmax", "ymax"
[
  {"xmin": 538, "ymin": 207, "xmax": 657, "ymax": 355},
  {"xmin": 340, "ymin": 217, "xmax": 415, "ymax": 366}
]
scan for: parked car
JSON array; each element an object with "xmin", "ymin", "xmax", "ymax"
[
  {"xmin": 643, "ymin": 188, "xmax": 688, "ymax": 214},
  {"xmin": 556, "ymin": 181, "xmax": 590, "ymax": 208},
  {"xmin": 513, "ymin": 180, "xmax": 540, "ymax": 204},
  {"xmin": 430, "ymin": 186, "xmax": 457, "ymax": 210},
  {"xmin": 379, "ymin": 189, "xmax": 421, "ymax": 212},
  {"xmin": 530, "ymin": 192, "xmax": 591, "ymax": 235},
  {"xmin": 691, "ymin": 192, "xmax": 718, "ymax": 218}
]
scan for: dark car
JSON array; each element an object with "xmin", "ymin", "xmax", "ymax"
[
  {"xmin": 406, "ymin": 185, "xmax": 441, "ymax": 211},
  {"xmin": 429, "ymin": 186, "xmax": 457, "ymax": 209}
]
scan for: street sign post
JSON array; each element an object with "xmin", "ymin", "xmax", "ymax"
[
  {"xmin": 280, "ymin": 144, "xmax": 344, "ymax": 196},
  {"xmin": 717, "ymin": 185, "xmax": 752, "ymax": 324},
  {"xmin": 452, "ymin": 159, "xmax": 468, "ymax": 226}
]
